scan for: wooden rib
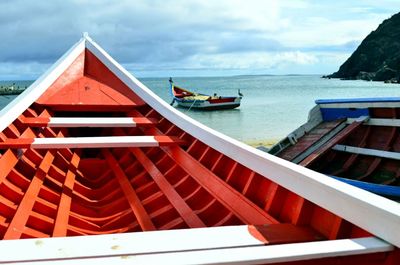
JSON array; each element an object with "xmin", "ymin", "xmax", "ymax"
[
  {"xmin": 329, "ymin": 126, "xmax": 371, "ymax": 176},
  {"xmin": 162, "ymin": 145, "xmax": 278, "ymax": 225},
  {"xmin": 349, "ymin": 127, "xmax": 396, "ymax": 181},
  {"xmin": 0, "ymin": 150, "xmax": 19, "ymax": 184},
  {"xmin": 300, "ymin": 120, "xmax": 364, "ymax": 166},
  {"xmin": 52, "ymin": 152, "xmax": 80, "ymax": 237},
  {"xmin": 210, "ymin": 153, "xmax": 223, "ymax": 171},
  {"xmin": 102, "ymin": 149, "xmax": 155, "ymax": 231},
  {"xmin": 329, "ymin": 216, "xmax": 350, "ymax": 240},
  {"xmin": 3, "ymin": 151, "xmax": 55, "ymax": 239},
  {"xmin": 129, "ymin": 147, "xmax": 206, "ymax": 228},
  {"xmin": 242, "ymin": 171, "xmax": 256, "ymax": 196}
]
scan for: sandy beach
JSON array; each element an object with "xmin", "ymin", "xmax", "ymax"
[{"xmin": 245, "ymin": 138, "xmax": 279, "ymax": 149}]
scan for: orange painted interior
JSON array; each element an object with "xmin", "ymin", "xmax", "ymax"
[{"xmin": 36, "ymin": 49, "xmax": 144, "ymax": 111}]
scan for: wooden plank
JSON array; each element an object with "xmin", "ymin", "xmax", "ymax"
[
  {"xmin": 0, "ymin": 136, "xmax": 185, "ymax": 149},
  {"xmin": 52, "ymin": 152, "xmax": 80, "ymax": 237},
  {"xmin": 291, "ymin": 121, "xmax": 347, "ymax": 164},
  {"xmin": 162, "ymin": 145, "xmax": 278, "ymax": 225},
  {"xmin": 103, "ymin": 149, "xmax": 155, "ymax": 231},
  {"xmin": 300, "ymin": 120, "xmax": 364, "ymax": 166},
  {"xmin": 3, "ymin": 151, "xmax": 55, "ymax": 239},
  {"xmin": 21, "ymin": 117, "xmax": 156, "ymax": 127},
  {"xmin": 332, "ymin": 144, "xmax": 400, "ymax": 160},
  {"xmin": 129, "ymin": 147, "xmax": 205, "ymax": 228}
]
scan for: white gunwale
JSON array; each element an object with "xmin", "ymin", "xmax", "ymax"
[
  {"xmin": 0, "ymin": 35, "xmax": 399, "ymax": 251},
  {"xmin": 0, "ymin": 225, "xmax": 392, "ymax": 264}
]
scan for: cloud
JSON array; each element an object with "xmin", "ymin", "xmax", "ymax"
[{"xmin": 0, "ymin": 0, "xmax": 399, "ymax": 79}]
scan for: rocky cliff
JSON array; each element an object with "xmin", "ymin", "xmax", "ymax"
[{"xmin": 327, "ymin": 12, "xmax": 400, "ymax": 83}]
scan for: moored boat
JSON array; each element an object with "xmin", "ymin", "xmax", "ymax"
[
  {"xmin": 0, "ymin": 84, "xmax": 25, "ymax": 95},
  {"xmin": 269, "ymin": 97, "xmax": 400, "ymax": 199},
  {"xmin": 0, "ymin": 35, "xmax": 399, "ymax": 264},
  {"xmin": 170, "ymin": 78, "xmax": 242, "ymax": 110}
]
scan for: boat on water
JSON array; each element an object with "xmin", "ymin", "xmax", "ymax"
[
  {"xmin": 0, "ymin": 84, "xmax": 25, "ymax": 96},
  {"xmin": 170, "ymin": 78, "xmax": 242, "ymax": 110},
  {"xmin": 0, "ymin": 34, "xmax": 399, "ymax": 264},
  {"xmin": 269, "ymin": 97, "xmax": 400, "ymax": 199}
]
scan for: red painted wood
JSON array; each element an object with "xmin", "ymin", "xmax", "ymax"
[
  {"xmin": 103, "ymin": 149, "xmax": 155, "ymax": 231},
  {"xmin": 132, "ymin": 117, "xmax": 157, "ymax": 126},
  {"xmin": 0, "ymin": 150, "xmax": 19, "ymax": 184},
  {"xmin": 21, "ymin": 117, "xmax": 51, "ymax": 127},
  {"xmin": 300, "ymin": 121, "xmax": 364, "ymax": 167},
  {"xmin": 162, "ymin": 145, "xmax": 278, "ymax": 225},
  {"xmin": 52, "ymin": 152, "xmax": 80, "ymax": 237},
  {"xmin": 129, "ymin": 147, "xmax": 206, "ymax": 228},
  {"xmin": 3, "ymin": 151, "xmax": 55, "ymax": 239},
  {"xmin": 36, "ymin": 49, "xmax": 144, "ymax": 110},
  {"xmin": 0, "ymin": 138, "xmax": 34, "ymax": 149},
  {"xmin": 248, "ymin": 223, "xmax": 323, "ymax": 244},
  {"xmin": 154, "ymin": 135, "xmax": 187, "ymax": 146},
  {"xmin": 83, "ymin": 49, "xmax": 144, "ymax": 106},
  {"xmin": 278, "ymin": 119, "xmax": 345, "ymax": 161}
]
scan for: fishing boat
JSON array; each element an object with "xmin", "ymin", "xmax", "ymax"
[
  {"xmin": 0, "ymin": 34, "xmax": 399, "ymax": 264},
  {"xmin": 0, "ymin": 84, "xmax": 25, "ymax": 95},
  {"xmin": 170, "ymin": 78, "xmax": 242, "ymax": 110},
  {"xmin": 269, "ymin": 97, "xmax": 400, "ymax": 199}
]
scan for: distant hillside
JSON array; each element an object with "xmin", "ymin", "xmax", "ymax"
[{"xmin": 328, "ymin": 12, "xmax": 400, "ymax": 83}]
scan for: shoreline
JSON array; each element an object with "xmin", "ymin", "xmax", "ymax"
[{"xmin": 244, "ymin": 139, "xmax": 279, "ymax": 149}]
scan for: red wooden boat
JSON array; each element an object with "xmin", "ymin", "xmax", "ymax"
[
  {"xmin": 0, "ymin": 34, "xmax": 399, "ymax": 264},
  {"xmin": 270, "ymin": 98, "xmax": 400, "ymax": 199},
  {"xmin": 170, "ymin": 78, "xmax": 242, "ymax": 110}
]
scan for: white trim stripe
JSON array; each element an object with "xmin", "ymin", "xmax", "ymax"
[
  {"xmin": 333, "ymin": 144, "xmax": 400, "ymax": 160},
  {"xmin": 32, "ymin": 136, "xmax": 158, "ymax": 149},
  {"xmin": 0, "ymin": 224, "xmax": 392, "ymax": 264},
  {"xmin": 47, "ymin": 117, "xmax": 141, "ymax": 127},
  {"xmin": 0, "ymin": 136, "xmax": 186, "ymax": 149}
]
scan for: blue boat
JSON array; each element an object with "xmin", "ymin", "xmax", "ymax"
[{"xmin": 269, "ymin": 97, "xmax": 400, "ymax": 199}]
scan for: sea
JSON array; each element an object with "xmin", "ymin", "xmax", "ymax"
[{"xmin": 1, "ymin": 76, "xmax": 399, "ymax": 146}]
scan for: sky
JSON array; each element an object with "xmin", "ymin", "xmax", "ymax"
[{"xmin": 0, "ymin": 0, "xmax": 400, "ymax": 79}]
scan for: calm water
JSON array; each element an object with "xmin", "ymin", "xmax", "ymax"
[{"xmin": 1, "ymin": 76, "xmax": 400, "ymax": 143}]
